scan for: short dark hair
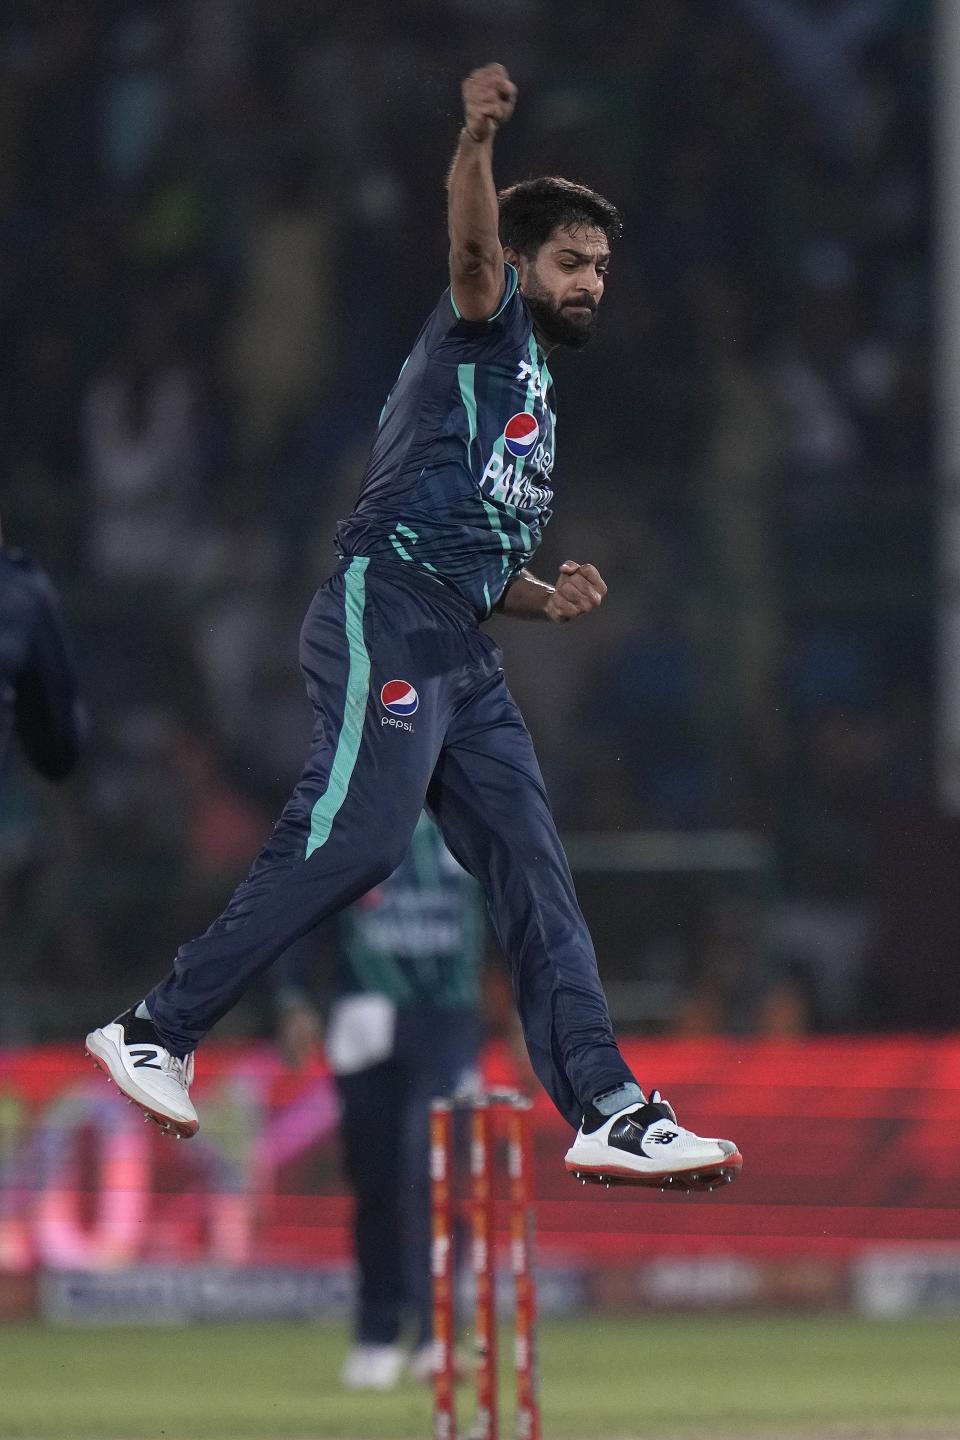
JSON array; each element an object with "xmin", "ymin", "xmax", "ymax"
[{"xmin": 498, "ymin": 176, "xmax": 622, "ymax": 258}]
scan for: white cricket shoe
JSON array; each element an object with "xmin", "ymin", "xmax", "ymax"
[
  {"xmin": 84, "ymin": 1008, "xmax": 198, "ymax": 1138},
  {"xmin": 407, "ymin": 1341, "xmax": 469, "ymax": 1386},
  {"xmin": 341, "ymin": 1343, "xmax": 405, "ymax": 1391},
  {"xmin": 565, "ymin": 1090, "xmax": 741, "ymax": 1192},
  {"xmin": 407, "ymin": 1342, "xmax": 435, "ymax": 1385}
]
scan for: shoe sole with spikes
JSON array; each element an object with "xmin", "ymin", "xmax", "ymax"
[
  {"xmin": 565, "ymin": 1093, "xmax": 742, "ymax": 1193},
  {"xmin": 567, "ymin": 1151, "xmax": 742, "ymax": 1192},
  {"xmin": 84, "ymin": 1028, "xmax": 199, "ymax": 1139}
]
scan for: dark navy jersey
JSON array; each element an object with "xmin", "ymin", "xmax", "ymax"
[
  {"xmin": 335, "ymin": 264, "xmax": 556, "ymax": 619},
  {"xmin": 0, "ymin": 548, "xmax": 85, "ymax": 782}
]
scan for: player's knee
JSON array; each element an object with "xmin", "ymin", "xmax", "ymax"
[{"xmin": 369, "ymin": 834, "xmax": 411, "ymax": 881}]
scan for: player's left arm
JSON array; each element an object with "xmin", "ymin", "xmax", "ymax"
[{"xmin": 495, "ymin": 561, "xmax": 607, "ymax": 623}]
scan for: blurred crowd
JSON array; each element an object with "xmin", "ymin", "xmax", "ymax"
[{"xmin": 2, "ymin": 0, "xmax": 952, "ymax": 1041}]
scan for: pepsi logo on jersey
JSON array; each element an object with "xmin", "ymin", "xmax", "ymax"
[{"xmin": 503, "ymin": 413, "xmax": 539, "ymax": 458}]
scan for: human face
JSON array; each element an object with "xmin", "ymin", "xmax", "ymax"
[{"xmin": 507, "ymin": 224, "xmax": 610, "ymax": 350}]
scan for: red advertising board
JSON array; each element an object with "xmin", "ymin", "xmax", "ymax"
[{"xmin": 2, "ymin": 1037, "xmax": 960, "ymax": 1284}]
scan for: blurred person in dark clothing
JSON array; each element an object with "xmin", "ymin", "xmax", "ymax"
[
  {"xmin": 0, "ymin": 517, "xmax": 86, "ymax": 785},
  {"xmin": 275, "ymin": 812, "xmax": 483, "ymax": 1391}
]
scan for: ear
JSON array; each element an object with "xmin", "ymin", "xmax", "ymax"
[{"xmin": 503, "ymin": 246, "xmax": 527, "ymax": 284}]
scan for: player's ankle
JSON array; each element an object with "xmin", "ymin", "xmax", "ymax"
[{"xmin": 591, "ymin": 1081, "xmax": 643, "ymax": 1117}]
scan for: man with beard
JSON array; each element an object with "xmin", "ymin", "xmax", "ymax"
[{"xmin": 87, "ymin": 64, "xmax": 742, "ymax": 1192}]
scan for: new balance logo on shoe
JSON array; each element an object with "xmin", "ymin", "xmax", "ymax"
[
  {"xmin": 565, "ymin": 1096, "xmax": 742, "ymax": 1191},
  {"xmin": 130, "ymin": 1049, "xmax": 163, "ymax": 1070},
  {"xmin": 625, "ymin": 1116, "xmax": 677, "ymax": 1145}
]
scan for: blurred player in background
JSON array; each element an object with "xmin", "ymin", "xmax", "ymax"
[
  {"xmin": 276, "ymin": 812, "xmax": 483, "ymax": 1390},
  {"xmin": 0, "ymin": 514, "xmax": 86, "ymax": 788},
  {"xmin": 86, "ymin": 64, "xmax": 741, "ymax": 1190}
]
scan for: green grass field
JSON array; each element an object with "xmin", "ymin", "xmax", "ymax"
[{"xmin": 2, "ymin": 1316, "xmax": 958, "ymax": 1439}]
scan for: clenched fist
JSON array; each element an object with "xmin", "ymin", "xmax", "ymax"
[
  {"xmin": 462, "ymin": 63, "xmax": 518, "ymax": 143},
  {"xmin": 545, "ymin": 561, "xmax": 608, "ymax": 624}
]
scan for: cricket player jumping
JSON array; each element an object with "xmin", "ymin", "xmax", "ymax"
[{"xmin": 86, "ymin": 64, "xmax": 742, "ymax": 1192}]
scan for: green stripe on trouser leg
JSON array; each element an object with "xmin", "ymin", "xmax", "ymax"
[{"xmin": 305, "ymin": 557, "xmax": 371, "ymax": 858}]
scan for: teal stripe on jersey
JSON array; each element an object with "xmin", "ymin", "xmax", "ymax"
[
  {"xmin": 490, "ymin": 335, "xmax": 542, "ymax": 557},
  {"xmin": 511, "ymin": 334, "xmax": 542, "ymax": 493},
  {"xmin": 389, "ymin": 530, "xmax": 414, "ymax": 562},
  {"xmin": 460, "ymin": 361, "xmax": 510, "ymax": 570},
  {"xmin": 482, "ymin": 429, "xmax": 516, "ymax": 573},
  {"xmin": 475, "ymin": 335, "xmax": 542, "ymax": 575},
  {"xmin": 482, "ymin": 491, "xmax": 514, "ymax": 569},
  {"xmin": 457, "ymin": 363, "xmax": 478, "ymax": 454},
  {"xmin": 391, "ymin": 522, "xmax": 440, "ymax": 574},
  {"xmin": 304, "ymin": 557, "xmax": 371, "ymax": 859},
  {"xmin": 498, "ymin": 498, "xmax": 533, "ymax": 555}
]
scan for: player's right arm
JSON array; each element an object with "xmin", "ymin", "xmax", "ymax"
[{"xmin": 447, "ymin": 63, "xmax": 517, "ymax": 321}]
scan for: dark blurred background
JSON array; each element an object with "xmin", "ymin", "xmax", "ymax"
[{"xmin": 0, "ymin": 0, "xmax": 944, "ymax": 1043}]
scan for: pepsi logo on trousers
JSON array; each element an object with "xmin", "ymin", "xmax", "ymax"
[{"xmin": 380, "ymin": 680, "xmax": 419, "ymax": 716}]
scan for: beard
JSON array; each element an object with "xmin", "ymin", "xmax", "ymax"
[{"xmin": 522, "ymin": 281, "xmax": 597, "ymax": 350}]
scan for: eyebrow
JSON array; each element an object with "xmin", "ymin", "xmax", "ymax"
[{"xmin": 555, "ymin": 247, "xmax": 611, "ymax": 266}]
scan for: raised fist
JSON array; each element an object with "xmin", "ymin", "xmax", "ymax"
[{"xmin": 462, "ymin": 63, "xmax": 518, "ymax": 142}]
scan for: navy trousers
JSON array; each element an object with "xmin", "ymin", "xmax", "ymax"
[
  {"xmin": 147, "ymin": 558, "xmax": 634, "ymax": 1126},
  {"xmin": 337, "ymin": 1005, "xmax": 478, "ymax": 1347}
]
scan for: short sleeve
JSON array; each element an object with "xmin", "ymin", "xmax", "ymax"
[{"xmin": 424, "ymin": 264, "xmax": 527, "ymax": 356}]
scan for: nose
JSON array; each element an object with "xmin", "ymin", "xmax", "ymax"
[{"xmin": 582, "ymin": 269, "xmax": 604, "ymax": 301}]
